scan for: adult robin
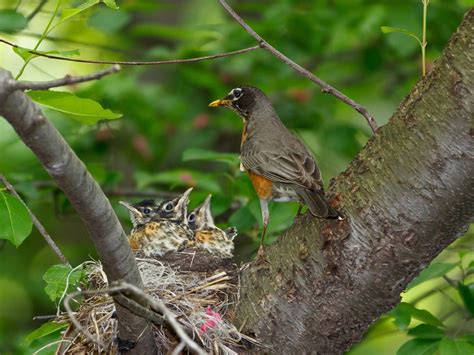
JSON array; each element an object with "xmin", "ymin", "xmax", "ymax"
[
  {"xmin": 209, "ymin": 86, "xmax": 340, "ymax": 251},
  {"xmin": 188, "ymin": 195, "xmax": 237, "ymax": 258},
  {"xmin": 119, "ymin": 188, "xmax": 194, "ymax": 257}
]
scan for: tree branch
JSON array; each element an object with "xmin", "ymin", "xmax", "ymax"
[
  {"xmin": 0, "ymin": 174, "xmax": 69, "ymax": 265},
  {"xmin": 26, "ymin": 0, "xmax": 48, "ymax": 22},
  {"xmin": 235, "ymin": 8, "xmax": 474, "ymax": 354},
  {"xmin": 11, "ymin": 65, "xmax": 121, "ymax": 91},
  {"xmin": 0, "ymin": 70, "xmax": 156, "ymax": 353},
  {"xmin": 0, "ymin": 38, "xmax": 260, "ymax": 66},
  {"xmin": 218, "ymin": 0, "xmax": 378, "ymax": 133}
]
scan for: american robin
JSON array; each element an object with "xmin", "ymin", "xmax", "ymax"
[
  {"xmin": 119, "ymin": 188, "xmax": 194, "ymax": 257},
  {"xmin": 188, "ymin": 195, "xmax": 237, "ymax": 258},
  {"xmin": 209, "ymin": 86, "xmax": 340, "ymax": 249}
]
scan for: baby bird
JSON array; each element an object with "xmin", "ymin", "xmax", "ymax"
[
  {"xmin": 120, "ymin": 188, "xmax": 194, "ymax": 257},
  {"xmin": 188, "ymin": 195, "xmax": 237, "ymax": 258}
]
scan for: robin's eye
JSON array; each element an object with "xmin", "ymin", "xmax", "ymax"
[
  {"xmin": 164, "ymin": 202, "xmax": 174, "ymax": 212},
  {"xmin": 232, "ymin": 88, "xmax": 242, "ymax": 99},
  {"xmin": 188, "ymin": 213, "xmax": 196, "ymax": 222},
  {"xmin": 143, "ymin": 208, "xmax": 151, "ymax": 214}
]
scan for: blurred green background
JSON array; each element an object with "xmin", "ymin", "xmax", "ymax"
[{"xmin": 0, "ymin": 0, "xmax": 472, "ymax": 353}]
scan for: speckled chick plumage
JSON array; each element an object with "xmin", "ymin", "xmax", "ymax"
[
  {"xmin": 188, "ymin": 195, "xmax": 236, "ymax": 258},
  {"xmin": 120, "ymin": 188, "xmax": 194, "ymax": 257}
]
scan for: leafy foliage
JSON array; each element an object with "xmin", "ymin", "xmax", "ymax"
[
  {"xmin": 43, "ymin": 264, "xmax": 84, "ymax": 302},
  {"xmin": 0, "ymin": 191, "xmax": 33, "ymax": 247}
]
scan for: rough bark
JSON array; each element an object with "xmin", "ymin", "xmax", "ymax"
[
  {"xmin": 235, "ymin": 9, "xmax": 474, "ymax": 354},
  {"xmin": 0, "ymin": 72, "xmax": 156, "ymax": 354}
]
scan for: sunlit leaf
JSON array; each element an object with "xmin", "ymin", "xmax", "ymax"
[
  {"xmin": 24, "ymin": 321, "xmax": 68, "ymax": 345},
  {"xmin": 182, "ymin": 148, "xmax": 239, "ymax": 166},
  {"xmin": 54, "ymin": 0, "xmax": 100, "ymax": 29},
  {"xmin": 458, "ymin": 282, "xmax": 474, "ymax": 316},
  {"xmin": 408, "ymin": 324, "xmax": 444, "ymax": 340},
  {"xmin": 43, "ymin": 264, "xmax": 83, "ymax": 302},
  {"xmin": 103, "ymin": 0, "xmax": 119, "ymax": 9},
  {"xmin": 439, "ymin": 337, "xmax": 474, "ymax": 355},
  {"xmin": 27, "ymin": 90, "xmax": 121, "ymax": 125},
  {"xmin": 407, "ymin": 263, "xmax": 457, "ymax": 290},
  {"xmin": 397, "ymin": 339, "xmax": 439, "ymax": 355},
  {"xmin": 13, "ymin": 46, "xmax": 80, "ymax": 63},
  {"xmin": 0, "ymin": 9, "xmax": 27, "ymax": 33},
  {"xmin": 389, "ymin": 302, "xmax": 443, "ymax": 330},
  {"xmin": 0, "ymin": 192, "xmax": 33, "ymax": 247},
  {"xmin": 381, "ymin": 26, "xmax": 422, "ymax": 46}
]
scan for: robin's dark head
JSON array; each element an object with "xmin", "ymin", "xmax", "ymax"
[
  {"xmin": 156, "ymin": 187, "xmax": 193, "ymax": 223},
  {"xmin": 119, "ymin": 199, "xmax": 158, "ymax": 228},
  {"xmin": 209, "ymin": 86, "xmax": 271, "ymax": 120},
  {"xmin": 188, "ymin": 194, "xmax": 215, "ymax": 231}
]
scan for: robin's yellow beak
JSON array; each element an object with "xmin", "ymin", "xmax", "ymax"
[{"xmin": 208, "ymin": 99, "xmax": 231, "ymax": 107}]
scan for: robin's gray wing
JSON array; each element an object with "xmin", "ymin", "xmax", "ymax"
[{"xmin": 241, "ymin": 142, "xmax": 323, "ymax": 190}]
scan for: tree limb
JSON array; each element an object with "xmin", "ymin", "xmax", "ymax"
[
  {"xmin": 218, "ymin": 0, "xmax": 378, "ymax": 133},
  {"xmin": 235, "ymin": 8, "xmax": 474, "ymax": 354},
  {"xmin": 0, "ymin": 69, "xmax": 156, "ymax": 354},
  {"xmin": 0, "ymin": 174, "xmax": 69, "ymax": 265},
  {"xmin": 12, "ymin": 65, "xmax": 120, "ymax": 91}
]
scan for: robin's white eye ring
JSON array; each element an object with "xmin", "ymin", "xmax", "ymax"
[
  {"xmin": 232, "ymin": 88, "xmax": 242, "ymax": 99},
  {"xmin": 188, "ymin": 213, "xmax": 196, "ymax": 222},
  {"xmin": 143, "ymin": 207, "xmax": 151, "ymax": 214},
  {"xmin": 164, "ymin": 202, "xmax": 174, "ymax": 212}
]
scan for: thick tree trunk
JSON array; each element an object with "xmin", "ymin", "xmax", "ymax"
[{"xmin": 235, "ymin": 9, "xmax": 474, "ymax": 354}]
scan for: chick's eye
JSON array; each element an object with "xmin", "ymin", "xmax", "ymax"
[
  {"xmin": 233, "ymin": 88, "xmax": 242, "ymax": 99},
  {"xmin": 188, "ymin": 213, "xmax": 196, "ymax": 222},
  {"xmin": 164, "ymin": 202, "xmax": 174, "ymax": 212},
  {"xmin": 143, "ymin": 208, "xmax": 151, "ymax": 214}
]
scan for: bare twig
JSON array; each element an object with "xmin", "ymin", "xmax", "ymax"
[
  {"xmin": 218, "ymin": 0, "xmax": 378, "ymax": 133},
  {"xmin": 115, "ymin": 281, "xmax": 206, "ymax": 355},
  {"xmin": 0, "ymin": 38, "xmax": 260, "ymax": 66},
  {"xmin": 12, "ymin": 65, "xmax": 121, "ymax": 91},
  {"xmin": 26, "ymin": 0, "xmax": 48, "ymax": 22},
  {"xmin": 0, "ymin": 174, "xmax": 69, "ymax": 265}
]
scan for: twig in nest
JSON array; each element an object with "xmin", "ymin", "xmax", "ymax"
[
  {"xmin": 218, "ymin": 0, "xmax": 378, "ymax": 133},
  {"xmin": 0, "ymin": 174, "xmax": 69, "ymax": 265}
]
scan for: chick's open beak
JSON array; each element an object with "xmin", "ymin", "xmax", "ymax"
[{"xmin": 209, "ymin": 99, "xmax": 231, "ymax": 107}]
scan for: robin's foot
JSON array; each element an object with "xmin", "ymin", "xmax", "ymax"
[{"xmin": 254, "ymin": 245, "xmax": 270, "ymax": 267}]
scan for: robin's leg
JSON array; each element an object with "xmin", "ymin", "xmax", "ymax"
[{"xmin": 256, "ymin": 198, "xmax": 270, "ymax": 262}]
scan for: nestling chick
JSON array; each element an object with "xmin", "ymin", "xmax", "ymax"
[
  {"xmin": 120, "ymin": 188, "xmax": 194, "ymax": 257},
  {"xmin": 188, "ymin": 195, "xmax": 237, "ymax": 258}
]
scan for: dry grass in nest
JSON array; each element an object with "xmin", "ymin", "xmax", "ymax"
[{"xmin": 55, "ymin": 251, "xmax": 259, "ymax": 354}]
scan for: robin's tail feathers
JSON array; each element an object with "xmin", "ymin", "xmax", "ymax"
[{"xmin": 298, "ymin": 188, "xmax": 340, "ymax": 219}]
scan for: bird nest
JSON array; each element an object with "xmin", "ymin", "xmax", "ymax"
[{"xmin": 55, "ymin": 250, "xmax": 258, "ymax": 354}]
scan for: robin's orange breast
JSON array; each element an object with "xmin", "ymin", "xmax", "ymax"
[{"xmin": 248, "ymin": 171, "xmax": 273, "ymax": 199}]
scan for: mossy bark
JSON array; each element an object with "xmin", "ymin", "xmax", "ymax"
[{"xmin": 235, "ymin": 9, "xmax": 474, "ymax": 354}]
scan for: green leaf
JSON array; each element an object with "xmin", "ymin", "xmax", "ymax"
[
  {"xmin": 408, "ymin": 324, "xmax": 444, "ymax": 340},
  {"xmin": 458, "ymin": 282, "xmax": 474, "ymax": 316},
  {"xmin": 24, "ymin": 321, "xmax": 68, "ymax": 345},
  {"xmin": 27, "ymin": 90, "xmax": 121, "ymax": 125},
  {"xmin": 103, "ymin": 0, "xmax": 119, "ymax": 9},
  {"xmin": 0, "ymin": 192, "xmax": 33, "ymax": 247},
  {"xmin": 43, "ymin": 264, "xmax": 83, "ymax": 302},
  {"xmin": 407, "ymin": 263, "xmax": 457, "ymax": 290},
  {"xmin": 397, "ymin": 339, "xmax": 439, "ymax": 355},
  {"xmin": 13, "ymin": 46, "xmax": 80, "ymax": 63},
  {"xmin": 53, "ymin": 0, "xmax": 100, "ymax": 30},
  {"xmin": 439, "ymin": 337, "xmax": 474, "ymax": 355},
  {"xmin": 182, "ymin": 148, "xmax": 240, "ymax": 166},
  {"xmin": 380, "ymin": 26, "xmax": 422, "ymax": 46},
  {"xmin": 0, "ymin": 9, "xmax": 27, "ymax": 33},
  {"xmin": 389, "ymin": 303, "xmax": 443, "ymax": 330}
]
